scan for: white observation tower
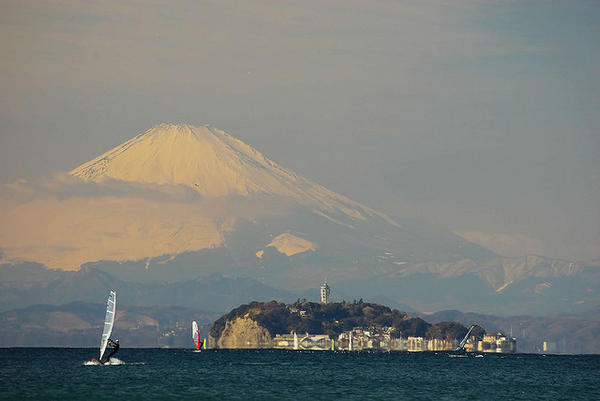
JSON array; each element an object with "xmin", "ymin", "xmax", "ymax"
[{"xmin": 320, "ymin": 281, "xmax": 330, "ymax": 304}]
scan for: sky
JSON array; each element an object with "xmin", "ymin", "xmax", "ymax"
[{"xmin": 1, "ymin": 0, "xmax": 599, "ymax": 261}]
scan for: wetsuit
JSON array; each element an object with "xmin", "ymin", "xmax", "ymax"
[{"xmin": 104, "ymin": 339, "xmax": 120, "ymax": 363}]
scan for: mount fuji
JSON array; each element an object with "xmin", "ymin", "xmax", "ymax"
[
  {"xmin": 1, "ymin": 124, "xmax": 596, "ymax": 316},
  {"xmin": 1, "ymin": 123, "xmax": 485, "ymax": 273}
]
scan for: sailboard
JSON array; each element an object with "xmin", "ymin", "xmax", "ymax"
[
  {"xmin": 192, "ymin": 321, "xmax": 201, "ymax": 350},
  {"xmin": 454, "ymin": 324, "xmax": 476, "ymax": 352},
  {"xmin": 99, "ymin": 290, "xmax": 116, "ymax": 361}
]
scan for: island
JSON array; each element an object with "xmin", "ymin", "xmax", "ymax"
[{"xmin": 208, "ymin": 300, "xmax": 508, "ymax": 352}]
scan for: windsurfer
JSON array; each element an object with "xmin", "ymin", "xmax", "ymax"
[
  {"xmin": 100, "ymin": 339, "xmax": 120, "ymax": 364},
  {"xmin": 453, "ymin": 325, "xmax": 476, "ymax": 355}
]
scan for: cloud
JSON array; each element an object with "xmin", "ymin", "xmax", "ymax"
[{"xmin": 2, "ymin": 171, "xmax": 202, "ymax": 203}]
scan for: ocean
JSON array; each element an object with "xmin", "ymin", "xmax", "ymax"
[{"xmin": 0, "ymin": 348, "xmax": 598, "ymax": 400}]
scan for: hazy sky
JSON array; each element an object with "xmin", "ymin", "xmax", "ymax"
[{"xmin": 1, "ymin": 0, "xmax": 599, "ymax": 261}]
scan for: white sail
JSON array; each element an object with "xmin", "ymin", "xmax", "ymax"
[
  {"xmin": 99, "ymin": 290, "xmax": 116, "ymax": 361},
  {"xmin": 455, "ymin": 325, "xmax": 476, "ymax": 352},
  {"xmin": 192, "ymin": 321, "xmax": 200, "ymax": 349}
]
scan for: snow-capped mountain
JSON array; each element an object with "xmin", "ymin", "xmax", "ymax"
[
  {"xmin": 2, "ymin": 123, "xmax": 406, "ymax": 272},
  {"xmin": 70, "ymin": 123, "xmax": 395, "ymax": 225},
  {"xmin": 1, "ymin": 123, "xmax": 590, "ymax": 315}
]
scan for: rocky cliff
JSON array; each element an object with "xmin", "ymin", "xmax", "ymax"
[{"xmin": 210, "ymin": 316, "xmax": 272, "ymax": 349}]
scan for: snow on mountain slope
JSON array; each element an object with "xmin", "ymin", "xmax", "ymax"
[
  {"xmin": 265, "ymin": 233, "xmax": 317, "ymax": 257},
  {"xmin": 71, "ymin": 124, "xmax": 294, "ymax": 197},
  {"xmin": 70, "ymin": 124, "xmax": 397, "ymax": 226}
]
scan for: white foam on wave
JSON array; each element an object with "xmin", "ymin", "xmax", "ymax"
[{"xmin": 83, "ymin": 358, "xmax": 125, "ymax": 366}]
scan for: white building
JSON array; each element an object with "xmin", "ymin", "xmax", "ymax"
[
  {"xmin": 407, "ymin": 336, "xmax": 425, "ymax": 352},
  {"xmin": 320, "ymin": 281, "xmax": 330, "ymax": 304},
  {"xmin": 478, "ymin": 333, "xmax": 517, "ymax": 353}
]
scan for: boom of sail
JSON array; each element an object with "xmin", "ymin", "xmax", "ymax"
[{"xmin": 99, "ymin": 290, "xmax": 116, "ymax": 361}]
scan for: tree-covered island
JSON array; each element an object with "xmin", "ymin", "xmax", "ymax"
[{"xmin": 209, "ymin": 300, "xmax": 486, "ymax": 350}]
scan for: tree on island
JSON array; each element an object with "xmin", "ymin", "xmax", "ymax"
[{"xmin": 210, "ymin": 300, "xmax": 477, "ymax": 342}]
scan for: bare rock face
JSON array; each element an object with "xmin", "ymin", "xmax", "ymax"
[{"xmin": 213, "ymin": 316, "xmax": 272, "ymax": 349}]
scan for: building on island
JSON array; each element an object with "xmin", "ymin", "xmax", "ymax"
[
  {"xmin": 273, "ymin": 332, "xmax": 331, "ymax": 351},
  {"xmin": 407, "ymin": 336, "xmax": 426, "ymax": 352},
  {"xmin": 231, "ymin": 323, "xmax": 518, "ymax": 353},
  {"xmin": 320, "ymin": 281, "xmax": 330, "ymax": 304},
  {"xmin": 476, "ymin": 333, "xmax": 517, "ymax": 353},
  {"xmin": 336, "ymin": 327, "xmax": 395, "ymax": 351},
  {"xmin": 427, "ymin": 338, "xmax": 459, "ymax": 351}
]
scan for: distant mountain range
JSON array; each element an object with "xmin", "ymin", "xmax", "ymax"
[
  {"xmin": 0, "ymin": 300, "xmax": 219, "ymax": 348},
  {"xmin": 0, "ymin": 262, "xmax": 296, "ymax": 313},
  {"xmin": 0, "ymin": 123, "xmax": 598, "ymax": 318}
]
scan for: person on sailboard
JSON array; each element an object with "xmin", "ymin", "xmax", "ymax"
[{"xmin": 100, "ymin": 339, "xmax": 120, "ymax": 364}]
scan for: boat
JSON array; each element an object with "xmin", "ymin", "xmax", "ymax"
[
  {"xmin": 192, "ymin": 321, "xmax": 201, "ymax": 350},
  {"xmin": 99, "ymin": 290, "xmax": 116, "ymax": 362}
]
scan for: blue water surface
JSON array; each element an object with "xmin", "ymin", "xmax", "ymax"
[{"xmin": 0, "ymin": 348, "xmax": 598, "ymax": 400}]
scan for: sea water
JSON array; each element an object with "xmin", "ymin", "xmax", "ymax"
[{"xmin": 0, "ymin": 348, "xmax": 598, "ymax": 400}]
